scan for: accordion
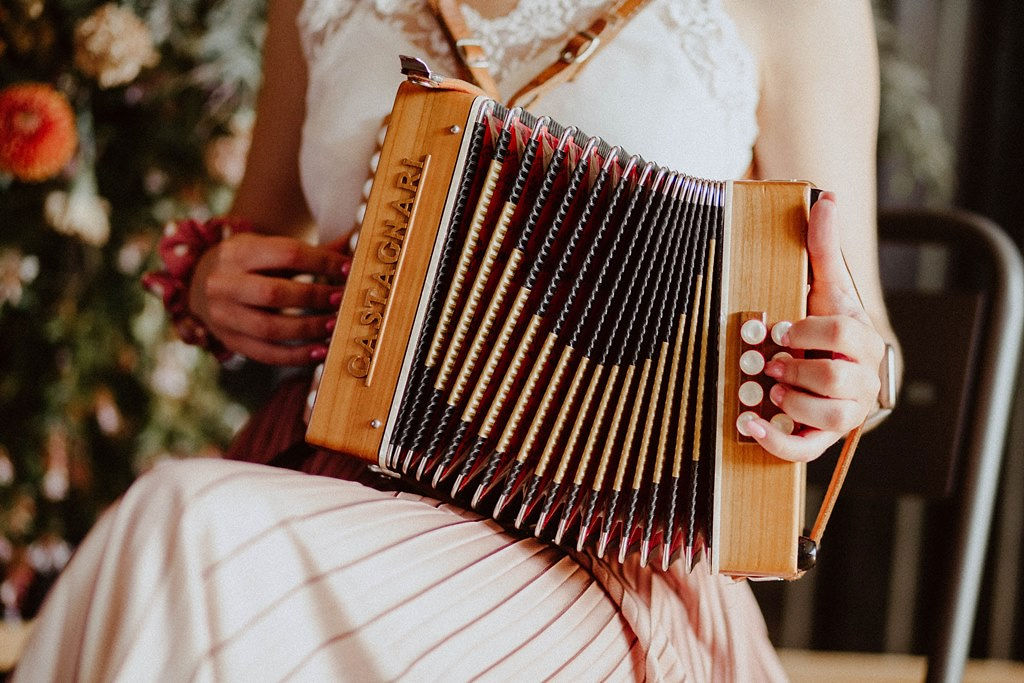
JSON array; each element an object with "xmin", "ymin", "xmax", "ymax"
[{"xmin": 307, "ymin": 58, "xmax": 818, "ymax": 579}]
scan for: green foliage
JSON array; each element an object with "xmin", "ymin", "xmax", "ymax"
[{"xmin": 0, "ymin": 0, "xmax": 265, "ymax": 618}]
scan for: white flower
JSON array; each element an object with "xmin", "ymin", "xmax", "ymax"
[
  {"xmin": 222, "ymin": 403, "xmax": 250, "ymax": 433},
  {"xmin": 42, "ymin": 467, "xmax": 69, "ymax": 501},
  {"xmin": 94, "ymin": 388, "xmax": 123, "ymax": 435},
  {"xmin": 74, "ymin": 4, "xmax": 160, "ymax": 89},
  {"xmin": 205, "ymin": 111, "xmax": 253, "ymax": 186},
  {"xmin": 45, "ymin": 185, "xmax": 111, "ymax": 246},
  {"xmin": 143, "ymin": 167, "xmax": 169, "ymax": 195},
  {"xmin": 0, "ymin": 249, "xmax": 38, "ymax": 308},
  {"xmin": 117, "ymin": 236, "xmax": 148, "ymax": 274},
  {"xmin": 27, "ymin": 537, "xmax": 73, "ymax": 573},
  {"xmin": 151, "ymin": 340, "xmax": 200, "ymax": 399},
  {"xmin": 131, "ymin": 295, "xmax": 166, "ymax": 346}
]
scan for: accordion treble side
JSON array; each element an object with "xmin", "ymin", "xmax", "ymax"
[{"xmin": 307, "ymin": 70, "xmax": 813, "ymax": 580}]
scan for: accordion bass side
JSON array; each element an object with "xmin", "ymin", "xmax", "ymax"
[{"xmin": 307, "ymin": 61, "xmax": 817, "ymax": 579}]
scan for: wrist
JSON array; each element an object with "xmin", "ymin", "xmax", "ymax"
[
  {"xmin": 186, "ymin": 243, "xmax": 220, "ymax": 328},
  {"xmin": 142, "ymin": 216, "xmax": 253, "ymax": 362}
]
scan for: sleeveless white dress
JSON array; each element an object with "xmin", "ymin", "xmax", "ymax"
[{"xmin": 16, "ymin": 2, "xmax": 787, "ymax": 681}]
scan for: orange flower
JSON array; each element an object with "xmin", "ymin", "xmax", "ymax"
[{"xmin": 0, "ymin": 83, "xmax": 78, "ymax": 182}]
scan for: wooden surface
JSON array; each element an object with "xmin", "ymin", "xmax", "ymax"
[
  {"xmin": 779, "ymin": 649, "xmax": 1024, "ymax": 683},
  {"xmin": 306, "ymin": 82, "xmax": 480, "ymax": 462},
  {"xmin": 714, "ymin": 181, "xmax": 810, "ymax": 579}
]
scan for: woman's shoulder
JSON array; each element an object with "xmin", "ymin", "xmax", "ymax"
[{"xmin": 720, "ymin": 0, "xmax": 875, "ymax": 80}]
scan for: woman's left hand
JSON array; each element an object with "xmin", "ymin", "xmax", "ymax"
[{"xmin": 743, "ymin": 191, "xmax": 885, "ymax": 462}]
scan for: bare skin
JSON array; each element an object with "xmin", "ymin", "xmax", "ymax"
[
  {"xmin": 188, "ymin": 0, "xmax": 895, "ymax": 463},
  {"xmin": 188, "ymin": 0, "xmax": 339, "ymax": 367},
  {"xmin": 724, "ymin": 0, "xmax": 897, "ymax": 459}
]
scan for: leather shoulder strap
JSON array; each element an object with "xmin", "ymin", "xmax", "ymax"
[
  {"xmin": 430, "ymin": 0, "xmax": 653, "ymax": 107},
  {"xmin": 429, "ymin": 0, "xmax": 502, "ymax": 100},
  {"xmin": 509, "ymin": 0, "xmax": 652, "ymax": 108}
]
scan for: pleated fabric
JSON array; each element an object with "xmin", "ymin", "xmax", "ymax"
[{"xmin": 15, "ymin": 458, "xmax": 786, "ymax": 681}]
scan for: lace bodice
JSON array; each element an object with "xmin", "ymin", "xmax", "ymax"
[{"xmin": 297, "ymin": 0, "xmax": 760, "ymax": 242}]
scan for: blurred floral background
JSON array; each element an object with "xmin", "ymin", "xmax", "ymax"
[
  {"xmin": 0, "ymin": 0, "xmax": 266, "ymax": 620},
  {"xmin": 0, "ymin": 0, "xmax": 952, "ymax": 623}
]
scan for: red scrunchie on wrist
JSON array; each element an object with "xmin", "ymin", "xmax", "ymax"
[{"xmin": 141, "ymin": 216, "xmax": 253, "ymax": 362}]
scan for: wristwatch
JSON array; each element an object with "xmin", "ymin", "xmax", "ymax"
[{"xmin": 865, "ymin": 342, "xmax": 897, "ymax": 429}]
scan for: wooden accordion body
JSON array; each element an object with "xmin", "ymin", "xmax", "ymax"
[{"xmin": 307, "ymin": 67, "xmax": 815, "ymax": 579}]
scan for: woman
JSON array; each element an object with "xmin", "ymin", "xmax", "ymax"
[{"xmin": 17, "ymin": 0, "xmax": 894, "ymax": 679}]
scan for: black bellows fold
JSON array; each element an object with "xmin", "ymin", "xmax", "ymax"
[{"xmin": 389, "ymin": 105, "xmax": 724, "ymax": 570}]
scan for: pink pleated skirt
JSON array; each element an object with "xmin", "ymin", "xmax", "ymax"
[{"xmin": 15, "ymin": 458, "xmax": 786, "ymax": 681}]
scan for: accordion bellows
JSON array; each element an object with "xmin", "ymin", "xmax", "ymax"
[{"xmin": 307, "ymin": 67, "xmax": 815, "ymax": 579}]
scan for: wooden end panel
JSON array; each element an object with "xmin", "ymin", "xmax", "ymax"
[
  {"xmin": 306, "ymin": 82, "xmax": 478, "ymax": 462},
  {"xmin": 714, "ymin": 180, "xmax": 810, "ymax": 578}
]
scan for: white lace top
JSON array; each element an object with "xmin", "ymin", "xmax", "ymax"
[{"xmin": 297, "ymin": 0, "xmax": 760, "ymax": 242}]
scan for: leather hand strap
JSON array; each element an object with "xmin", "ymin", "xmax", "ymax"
[
  {"xmin": 430, "ymin": 0, "xmax": 653, "ymax": 107},
  {"xmin": 809, "ymin": 424, "xmax": 863, "ymax": 546}
]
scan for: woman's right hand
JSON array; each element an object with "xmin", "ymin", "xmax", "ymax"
[{"xmin": 188, "ymin": 232, "xmax": 351, "ymax": 366}]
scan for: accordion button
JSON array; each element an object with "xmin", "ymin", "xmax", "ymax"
[
  {"xmin": 771, "ymin": 320, "xmax": 793, "ymax": 346},
  {"xmin": 739, "ymin": 349, "xmax": 765, "ymax": 375},
  {"xmin": 739, "ymin": 381, "xmax": 764, "ymax": 406},
  {"xmin": 771, "ymin": 351, "xmax": 794, "ymax": 363},
  {"xmin": 736, "ymin": 411, "xmax": 759, "ymax": 437},
  {"xmin": 770, "ymin": 413, "xmax": 796, "ymax": 435},
  {"xmin": 369, "ymin": 151, "xmax": 380, "ymax": 172},
  {"xmin": 741, "ymin": 318, "xmax": 767, "ymax": 345}
]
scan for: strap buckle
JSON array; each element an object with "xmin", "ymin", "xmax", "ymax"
[
  {"xmin": 455, "ymin": 38, "xmax": 491, "ymax": 69},
  {"xmin": 561, "ymin": 30, "xmax": 601, "ymax": 64}
]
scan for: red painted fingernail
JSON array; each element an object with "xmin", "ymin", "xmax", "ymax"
[
  {"xmin": 310, "ymin": 346, "xmax": 328, "ymax": 361},
  {"xmin": 325, "ymin": 318, "xmax": 336, "ymax": 333},
  {"xmin": 770, "ymin": 384, "xmax": 785, "ymax": 406},
  {"xmin": 330, "ymin": 291, "xmax": 343, "ymax": 307}
]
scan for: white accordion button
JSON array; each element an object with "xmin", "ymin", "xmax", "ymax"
[
  {"xmin": 738, "ymin": 381, "xmax": 764, "ymax": 406},
  {"xmin": 771, "ymin": 351, "xmax": 793, "ymax": 363},
  {"xmin": 736, "ymin": 411, "xmax": 759, "ymax": 437},
  {"xmin": 739, "ymin": 349, "xmax": 765, "ymax": 375},
  {"xmin": 770, "ymin": 413, "xmax": 796, "ymax": 435},
  {"xmin": 354, "ymin": 203, "xmax": 366, "ymax": 226},
  {"xmin": 349, "ymin": 230, "xmax": 360, "ymax": 252},
  {"xmin": 740, "ymin": 318, "xmax": 767, "ymax": 345},
  {"xmin": 369, "ymin": 151, "xmax": 380, "ymax": 172},
  {"xmin": 771, "ymin": 320, "xmax": 793, "ymax": 346}
]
